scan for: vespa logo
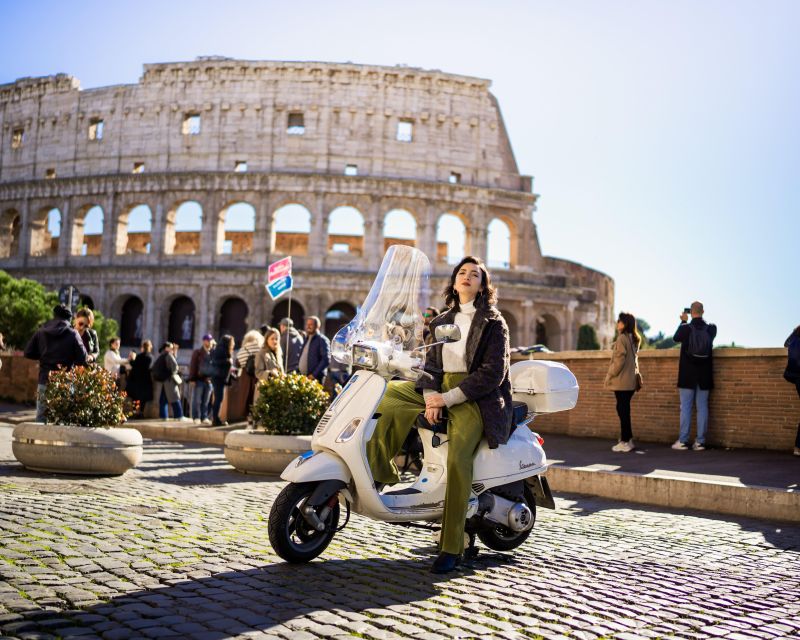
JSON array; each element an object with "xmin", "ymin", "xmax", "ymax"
[{"xmin": 519, "ymin": 460, "xmax": 537, "ymax": 471}]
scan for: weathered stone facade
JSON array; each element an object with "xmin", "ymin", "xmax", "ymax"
[{"xmin": 0, "ymin": 58, "xmax": 614, "ymax": 351}]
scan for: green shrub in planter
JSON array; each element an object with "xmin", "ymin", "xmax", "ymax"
[
  {"xmin": 45, "ymin": 366, "xmax": 135, "ymax": 428},
  {"xmin": 251, "ymin": 373, "xmax": 329, "ymax": 435}
]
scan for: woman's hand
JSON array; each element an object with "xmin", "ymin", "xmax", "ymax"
[
  {"xmin": 424, "ymin": 406, "xmax": 442, "ymax": 425},
  {"xmin": 425, "ymin": 393, "xmax": 446, "ymax": 409}
]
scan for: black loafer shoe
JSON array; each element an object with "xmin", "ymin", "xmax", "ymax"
[{"xmin": 430, "ymin": 552, "xmax": 461, "ymax": 574}]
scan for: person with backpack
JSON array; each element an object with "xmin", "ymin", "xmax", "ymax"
[
  {"xmin": 151, "ymin": 342, "xmax": 190, "ymax": 422},
  {"xmin": 783, "ymin": 325, "xmax": 800, "ymax": 456},
  {"xmin": 210, "ymin": 334, "xmax": 236, "ymax": 426},
  {"xmin": 671, "ymin": 301, "xmax": 717, "ymax": 451},
  {"xmin": 189, "ymin": 334, "xmax": 214, "ymax": 424}
]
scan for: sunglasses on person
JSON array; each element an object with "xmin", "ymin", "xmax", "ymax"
[{"xmin": 75, "ymin": 321, "xmax": 87, "ymax": 329}]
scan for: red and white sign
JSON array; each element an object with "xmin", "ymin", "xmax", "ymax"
[{"xmin": 268, "ymin": 256, "xmax": 292, "ymax": 283}]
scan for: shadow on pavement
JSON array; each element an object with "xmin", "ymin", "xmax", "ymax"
[{"xmin": 557, "ymin": 492, "xmax": 800, "ymax": 552}]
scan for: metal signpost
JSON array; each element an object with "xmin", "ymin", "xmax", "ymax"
[{"xmin": 58, "ymin": 285, "xmax": 81, "ymax": 313}]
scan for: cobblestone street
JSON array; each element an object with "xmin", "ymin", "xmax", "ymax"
[{"xmin": 1, "ymin": 427, "xmax": 799, "ymax": 640}]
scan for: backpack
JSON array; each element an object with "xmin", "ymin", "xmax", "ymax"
[
  {"xmin": 151, "ymin": 353, "xmax": 170, "ymax": 382},
  {"xmin": 199, "ymin": 350, "xmax": 216, "ymax": 378},
  {"xmin": 785, "ymin": 335, "xmax": 800, "ymax": 384},
  {"xmin": 687, "ymin": 324, "xmax": 712, "ymax": 359},
  {"xmin": 244, "ymin": 353, "xmax": 257, "ymax": 377}
]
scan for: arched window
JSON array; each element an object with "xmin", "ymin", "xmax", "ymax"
[
  {"xmin": 120, "ymin": 296, "xmax": 144, "ymax": 348},
  {"xmin": 436, "ymin": 213, "xmax": 466, "ymax": 264},
  {"xmin": 383, "ymin": 209, "xmax": 417, "ymax": 253},
  {"xmin": 168, "ymin": 296, "xmax": 196, "ymax": 349},
  {"xmin": 536, "ymin": 314, "xmax": 561, "ymax": 351},
  {"xmin": 222, "ymin": 202, "xmax": 255, "ymax": 255},
  {"xmin": 487, "ymin": 218, "xmax": 511, "ymax": 269},
  {"xmin": 273, "ymin": 204, "xmax": 311, "ymax": 256},
  {"xmin": 270, "ymin": 299, "xmax": 305, "ymax": 331},
  {"xmin": 77, "ymin": 206, "xmax": 104, "ymax": 256},
  {"xmin": 328, "ymin": 206, "xmax": 365, "ymax": 256},
  {"xmin": 167, "ymin": 201, "xmax": 203, "ymax": 255},
  {"xmin": 325, "ymin": 302, "xmax": 357, "ymax": 338},
  {"xmin": 0, "ymin": 209, "xmax": 21, "ymax": 259},
  {"xmin": 218, "ymin": 297, "xmax": 249, "ymax": 347},
  {"xmin": 121, "ymin": 205, "xmax": 153, "ymax": 255}
]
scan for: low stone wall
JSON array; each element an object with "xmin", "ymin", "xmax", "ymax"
[
  {"xmin": 3, "ymin": 350, "xmax": 798, "ymax": 450},
  {"xmin": 524, "ymin": 348, "xmax": 798, "ymax": 451},
  {"xmin": 0, "ymin": 352, "xmax": 38, "ymax": 404}
]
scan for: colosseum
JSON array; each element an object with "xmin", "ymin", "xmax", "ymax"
[{"xmin": 0, "ymin": 57, "xmax": 614, "ymax": 354}]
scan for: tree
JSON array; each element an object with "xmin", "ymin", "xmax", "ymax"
[
  {"xmin": 0, "ymin": 270, "xmax": 58, "ymax": 349},
  {"xmin": 576, "ymin": 324, "xmax": 600, "ymax": 350}
]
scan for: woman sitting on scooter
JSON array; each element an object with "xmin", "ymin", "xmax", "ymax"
[{"xmin": 367, "ymin": 256, "xmax": 513, "ymax": 574}]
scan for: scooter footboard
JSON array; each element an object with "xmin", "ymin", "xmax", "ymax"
[{"xmin": 281, "ymin": 449, "xmax": 352, "ymax": 484}]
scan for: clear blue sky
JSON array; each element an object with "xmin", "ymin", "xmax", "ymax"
[{"xmin": 2, "ymin": 0, "xmax": 798, "ymax": 346}]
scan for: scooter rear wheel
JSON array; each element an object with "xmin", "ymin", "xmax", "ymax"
[
  {"xmin": 268, "ymin": 482, "xmax": 340, "ymax": 563},
  {"xmin": 476, "ymin": 485, "xmax": 536, "ymax": 552}
]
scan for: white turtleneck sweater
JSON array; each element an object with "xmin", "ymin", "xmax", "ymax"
[{"xmin": 425, "ymin": 298, "xmax": 475, "ymax": 408}]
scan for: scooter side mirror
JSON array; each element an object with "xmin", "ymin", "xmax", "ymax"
[{"xmin": 434, "ymin": 324, "xmax": 461, "ymax": 344}]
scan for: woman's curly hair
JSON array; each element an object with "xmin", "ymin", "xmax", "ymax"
[{"xmin": 443, "ymin": 256, "xmax": 497, "ymax": 310}]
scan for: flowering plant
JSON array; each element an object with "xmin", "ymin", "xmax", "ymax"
[
  {"xmin": 251, "ymin": 372, "xmax": 329, "ymax": 435},
  {"xmin": 45, "ymin": 366, "xmax": 135, "ymax": 428}
]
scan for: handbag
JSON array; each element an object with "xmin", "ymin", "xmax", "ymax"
[
  {"xmin": 171, "ymin": 371, "xmax": 183, "ymax": 385},
  {"xmin": 630, "ymin": 334, "xmax": 643, "ymax": 392},
  {"xmin": 635, "ymin": 372, "xmax": 643, "ymax": 392}
]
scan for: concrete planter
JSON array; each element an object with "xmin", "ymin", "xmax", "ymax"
[
  {"xmin": 11, "ymin": 422, "xmax": 144, "ymax": 476},
  {"xmin": 224, "ymin": 429, "xmax": 312, "ymax": 475}
]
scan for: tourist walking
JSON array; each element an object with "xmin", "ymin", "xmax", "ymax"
[
  {"xmin": 24, "ymin": 305, "xmax": 88, "ymax": 422},
  {"xmin": 783, "ymin": 325, "xmax": 800, "ymax": 456},
  {"xmin": 151, "ymin": 342, "xmax": 189, "ymax": 421},
  {"xmin": 279, "ymin": 318, "xmax": 304, "ymax": 373},
  {"xmin": 210, "ymin": 334, "xmax": 236, "ymax": 426},
  {"xmin": 74, "ymin": 308, "xmax": 100, "ymax": 364},
  {"xmin": 126, "ymin": 340, "xmax": 154, "ymax": 418},
  {"xmin": 604, "ymin": 312, "xmax": 641, "ymax": 452},
  {"xmin": 298, "ymin": 316, "xmax": 330, "ymax": 384},
  {"xmin": 234, "ymin": 330, "xmax": 264, "ymax": 419},
  {"xmin": 672, "ymin": 301, "xmax": 717, "ymax": 451},
  {"xmin": 254, "ymin": 326, "xmax": 284, "ymax": 403},
  {"xmin": 367, "ymin": 256, "xmax": 513, "ymax": 574},
  {"xmin": 189, "ymin": 334, "xmax": 214, "ymax": 424}
]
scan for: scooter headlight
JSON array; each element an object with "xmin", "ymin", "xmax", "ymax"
[
  {"xmin": 336, "ymin": 418, "xmax": 363, "ymax": 443},
  {"xmin": 352, "ymin": 345, "xmax": 378, "ymax": 369}
]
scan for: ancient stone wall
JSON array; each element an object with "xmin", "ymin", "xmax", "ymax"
[{"xmin": 0, "ymin": 59, "xmax": 615, "ymax": 352}]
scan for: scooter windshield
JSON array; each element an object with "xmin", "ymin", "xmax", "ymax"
[{"xmin": 332, "ymin": 245, "xmax": 431, "ymax": 382}]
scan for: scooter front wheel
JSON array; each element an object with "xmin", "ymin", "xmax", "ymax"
[{"xmin": 268, "ymin": 482, "xmax": 340, "ymax": 563}]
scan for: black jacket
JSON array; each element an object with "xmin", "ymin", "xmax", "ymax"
[
  {"xmin": 418, "ymin": 304, "xmax": 512, "ymax": 448},
  {"xmin": 280, "ymin": 328, "xmax": 304, "ymax": 373},
  {"xmin": 81, "ymin": 328, "xmax": 100, "ymax": 363},
  {"xmin": 24, "ymin": 319, "xmax": 88, "ymax": 384},
  {"xmin": 674, "ymin": 318, "xmax": 717, "ymax": 390},
  {"xmin": 210, "ymin": 344, "xmax": 234, "ymax": 383},
  {"xmin": 127, "ymin": 352, "xmax": 154, "ymax": 402},
  {"xmin": 302, "ymin": 332, "xmax": 331, "ymax": 383}
]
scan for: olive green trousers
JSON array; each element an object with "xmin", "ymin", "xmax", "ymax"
[{"xmin": 366, "ymin": 373, "xmax": 483, "ymax": 554}]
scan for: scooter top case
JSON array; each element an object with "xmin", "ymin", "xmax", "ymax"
[{"xmin": 510, "ymin": 360, "xmax": 579, "ymax": 414}]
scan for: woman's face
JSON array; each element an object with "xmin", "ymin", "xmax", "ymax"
[
  {"xmin": 454, "ymin": 262, "xmax": 484, "ymax": 301},
  {"xmin": 74, "ymin": 318, "xmax": 87, "ymax": 334},
  {"xmin": 267, "ymin": 333, "xmax": 278, "ymax": 350},
  {"xmin": 617, "ymin": 319, "xmax": 625, "ymax": 333}
]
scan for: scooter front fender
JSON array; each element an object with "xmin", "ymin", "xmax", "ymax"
[{"xmin": 280, "ymin": 449, "xmax": 352, "ymax": 485}]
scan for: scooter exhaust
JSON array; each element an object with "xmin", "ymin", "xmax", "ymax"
[{"xmin": 478, "ymin": 493, "xmax": 533, "ymax": 532}]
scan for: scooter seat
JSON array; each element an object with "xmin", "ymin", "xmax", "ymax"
[{"xmin": 512, "ymin": 401, "xmax": 528, "ymax": 427}]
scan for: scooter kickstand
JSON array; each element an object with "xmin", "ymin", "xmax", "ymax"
[{"xmin": 463, "ymin": 533, "xmax": 479, "ymax": 563}]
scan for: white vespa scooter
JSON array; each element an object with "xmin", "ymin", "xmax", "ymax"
[{"xmin": 268, "ymin": 246, "xmax": 579, "ymax": 564}]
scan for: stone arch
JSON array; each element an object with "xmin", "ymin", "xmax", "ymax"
[
  {"xmin": 218, "ymin": 296, "xmax": 249, "ymax": 347},
  {"xmin": 435, "ymin": 212, "xmax": 469, "ymax": 264},
  {"xmin": 536, "ymin": 313, "xmax": 562, "ymax": 351},
  {"xmin": 119, "ymin": 295, "xmax": 145, "ymax": 348},
  {"xmin": 165, "ymin": 200, "xmax": 203, "ymax": 255},
  {"xmin": 325, "ymin": 301, "xmax": 357, "ymax": 338},
  {"xmin": 29, "ymin": 206, "xmax": 61, "ymax": 257},
  {"xmin": 219, "ymin": 201, "xmax": 255, "ymax": 255},
  {"xmin": 499, "ymin": 308, "xmax": 518, "ymax": 349},
  {"xmin": 270, "ymin": 298, "xmax": 306, "ymax": 330},
  {"xmin": 383, "ymin": 209, "xmax": 417, "ymax": 252},
  {"xmin": 487, "ymin": 217, "xmax": 512, "ymax": 270},
  {"xmin": 116, "ymin": 203, "xmax": 153, "ymax": 255},
  {"xmin": 272, "ymin": 203, "xmax": 312, "ymax": 256},
  {"xmin": 71, "ymin": 204, "xmax": 104, "ymax": 256},
  {"xmin": 167, "ymin": 295, "xmax": 196, "ymax": 349},
  {"xmin": 0, "ymin": 208, "xmax": 22, "ymax": 259},
  {"xmin": 328, "ymin": 206, "xmax": 365, "ymax": 256}
]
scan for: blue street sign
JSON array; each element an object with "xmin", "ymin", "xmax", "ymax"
[{"xmin": 266, "ymin": 274, "xmax": 293, "ymax": 300}]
